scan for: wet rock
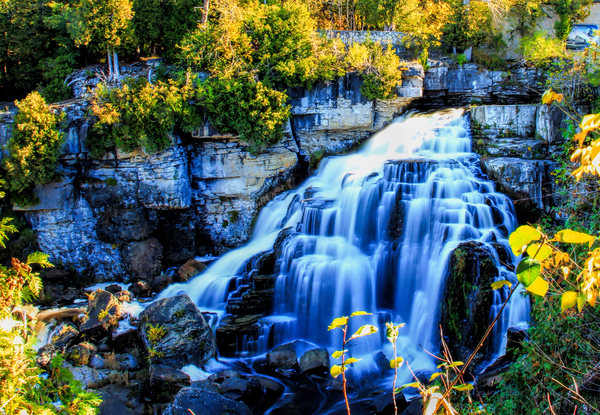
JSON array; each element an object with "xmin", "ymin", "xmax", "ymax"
[
  {"xmin": 37, "ymin": 322, "xmax": 80, "ymax": 366},
  {"xmin": 129, "ymin": 281, "xmax": 152, "ymax": 298},
  {"xmin": 218, "ymin": 377, "xmax": 257, "ymax": 402},
  {"xmin": 208, "ymin": 369, "xmax": 241, "ymax": 383},
  {"xmin": 90, "ymin": 354, "xmax": 105, "ymax": 369},
  {"xmin": 110, "ymin": 324, "xmax": 137, "ymax": 353},
  {"xmin": 80, "ymin": 289, "xmax": 121, "ymax": 335},
  {"xmin": 117, "ymin": 353, "xmax": 139, "ymax": 371},
  {"xmin": 216, "ymin": 314, "xmax": 262, "ymax": 357},
  {"xmin": 155, "ymin": 209, "xmax": 197, "ymax": 265},
  {"xmin": 372, "ymin": 391, "xmax": 409, "ymax": 414},
  {"xmin": 373, "ymin": 351, "xmax": 392, "ymax": 376},
  {"xmin": 69, "ymin": 365, "xmax": 111, "ymax": 389},
  {"xmin": 442, "ymin": 242, "xmax": 497, "ymax": 365},
  {"xmin": 190, "ymin": 379, "xmax": 219, "ymax": 393},
  {"xmin": 66, "ymin": 342, "xmax": 97, "ymax": 366},
  {"xmin": 506, "ymin": 326, "xmax": 528, "ymax": 359},
  {"xmin": 176, "ymin": 258, "xmax": 206, "ymax": 282},
  {"xmin": 299, "ymin": 348, "xmax": 329, "ymax": 375},
  {"xmin": 96, "ymin": 384, "xmax": 145, "ymax": 415},
  {"xmin": 115, "ymin": 290, "xmax": 131, "ymax": 303},
  {"xmin": 476, "ymin": 354, "xmax": 513, "ymax": 389},
  {"xmin": 149, "ymin": 364, "xmax": 191, "ymax": 403},
  {"xmin": 122, "ymin": 238, "xmax": 163, "ymax": 282},
  {"xmin": 267, "ymin": 349, "xmax": 297, "ymax": 371},
  {"xmin": 402, "ymin": 399, "xmax": 423, "ymax": 415},
  {"xmin": 226, "ymin": 275, "xmax": 275, "ymax": 315},
  {"xmin": 138, "ymin": 294, "xmax": 217, "ymax": 367},
  {"xmin": 150, "ymin": 274, "xmax": 172, "ymax": 293},
  {"xmin": 105, "ymin": 284, "xmax": 123, "ymax": 294},
  {"xmin": 162, "ymin": 387, "xmax": 252, "ymax": 415}
]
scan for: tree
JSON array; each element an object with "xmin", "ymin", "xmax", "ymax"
[
  {"xmin": 4, "ymin": 92, "xmax": 65, "ymax": 206},
  {"xmin": 70, "ymin": 0, "xmax": 134, "ymax": 80}
]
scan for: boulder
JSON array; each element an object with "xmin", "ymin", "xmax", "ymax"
[
  {"xmin": 299, "ymin": 348, "xmax": 329, "ymax": 375},
  {"xmin": 129, "ymin": 281, "xmax": 152, "ymax": 298},
  {"xmin": 373, "ymin": 351, "xmax": 392, "ymax": 376},
  {"xmin": 95, "ymin": 206, "xmax": 152, "ymax": 244},
  {"xmin": 66, "ymin": 342, "xmax": 97, "ymax": 366},
  {"xmin": 37, "ymin": 322, "xmax": 80, "ymax": 366},
  {"xmin": 69, "ymin": 365, "xmax": 112, "ymax": 389},
  {"xmin": 506, "ymin": 326, "xmax": 528, "ymax": 359},
  {"xmin": 176, "ymin": 258, "xmax": 207, "ymax": 282},
  {"xmin": 150, "ymin": 274, "xmax": 172, "ymax": 294},
  {"xmin": 267, "ymin": 349, "xmax": 297, "ymax": 371},
  {"xmin": 138, "ymin": 294, "xmax": 217, "ymax": 367},
  {"xmin": 90, "ymin": 354, "xmax": 105, "ymax": 369},
  {"xmin": 96, "ymin": 384, "xmax": 145, "ymax": 415},
  {"xmin": 372, "ymin": 391, "xmax": 409, "ymax": 414},
  {"xmin": 117, "ymin": 353, "xmax": 139, "ymax": 371},
  {"xmin": 121, "ymin": 238, "xmax": 163, "ymax": 281},
  {"xmin": 80, "ymin": 289, "xmax": 122, "ymax": 335},
  {"xmin": 162, "ymin": 388, "xmax": 252, "ymax": 415},
  {"xmin": 149, "ymin": 364, "xmax": 191, "ymax": 403}
]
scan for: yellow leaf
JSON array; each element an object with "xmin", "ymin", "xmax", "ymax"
[
  {"xmin": 350, "ymin": 311, "xmax": 371, "ymax": 317},
  {"xmin": 448, "ymin": 361, "xmax": 464, "ymax": 368},
  {"xmin": 580, "ymin": 113, "xmax": 600, "ymax": 131},
  {"xmin": 526, "ymin": 243, "xmax": 552, "ymax": 261},
  {"xmin": 331, "ymin": 364, "xmax": 343, "ymax": 378},
  {"xmin": 328, "ymin": 316, "xmax": 348, "ymax": 331},
  {"xmin": 577, "ymin": 293, "xmax": 587, "ymax": 312},
  {"xmin": 561, "ymin": 291, "xmax": 578, "ymax": 312},
  {"xmin": 561, "ymin": 266, "xmax": 570, "ymax": 277},
  {"xmin": 390, "ymin": 357, "xmax": 404, "ymax": 368},
  {"xmin": 453, "ymin": 383, "xmax": 474, "ymax": 391},
  {"xmin": 349, "ymin": 324, "xmax": 378, "ymax": 340},
  {"xmin": 541, "ymin": 90, "xmax": 563, "ymax": 105},
  {"xmin": 525, "ymin": 276, "xmax": 549, "ymax": 297},
  {"xmin": 345, "ymin": 357, "xmax": 361, "ymax": 365},
  {"xmin": 332, "ymin": 350, "xmax": 346, "ymax": 359},
  {"xmin": 429, "ymin": 372, "xmax": 443, "ymax": 381},
  {"xmin": 553, "ymin": 229, "xmax": 596, "ymax": 247},
  {"xmin": 491, "ymin": 280, "xmax": 512, "ymax": 290},
  {"xmin": 509, "ymin": 225, "xmax": 543, "ymax": 255}
]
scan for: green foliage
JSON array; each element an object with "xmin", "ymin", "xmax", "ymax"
[
  {"xmin": 547, "ymin": 0, "xmax": 593, "ymax": 40},
  {"xmin": 507, "ymin": 0, "xmax": 544, "ymax": 38},
  {"xmin": 519, "ymin": 31, "xmax": 565, "ymax": 67},
  {"xmin": 345, "ymin": 39, "xmax": 403, "ymax": 100},
  {"xmin": 442, "ymin": 0, "xmax": 492, "ymax": 51},
  {"xmin": 4, "ymin": 92, "xmax": 65, "ymax": 207},
  {"xmin": 489, "ymin": 296, "xmax": 600, "ymax": 414},
  {"xmin": 201, "ymin": 76, "xmax": 290, "ymax": 152},
  {"xmin": 87, "ymin": 73, "xmax": 203, "ymax": 157},
  {"xmin": 472, "ymin": 32, "xmax": 509, "ymax": 71}
]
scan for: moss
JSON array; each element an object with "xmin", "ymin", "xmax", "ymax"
[
  {"xmin": 310, "ymin": 149, "xmax": 327, "ymax": 168},
  {"xmin": 105, "ymin": 177, "xmax": 117, "ymax": 186},
  {"xmin": 228, "ymin": 210, "xmax": 239, "ymax": 224}
]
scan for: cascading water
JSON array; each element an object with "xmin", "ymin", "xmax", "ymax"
[{"xmin": 161, "ymin": 108, "xmax": 530, "ymax": 378}]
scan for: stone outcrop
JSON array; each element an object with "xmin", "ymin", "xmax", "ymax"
[
  {"xmin": 162, "ymin": 387, "xmax": 253, "ymax": 415},
  {"xmin": 138, "ymin": 294, "xmax": 217, "ymax": 368}
]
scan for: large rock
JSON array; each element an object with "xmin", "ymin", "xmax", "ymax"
[
  {"xmin": 80, "ymin": 289, "xmax": 122, "ymax": 335},
  {"xmin": 299, "ymin": 348, "xmax": 330, "ymax": 375},
  {"xmin": 162, "ymin": 387, "xmax": 252, "ymax": 415},
  {"xmin": 69, "ymin": 365, "xmax": 112, "ymax": 389},
  {"xmin": 121, "ymin": 238, "xmax": 163, "ymax": 281},
  {"xmin": 149, "ymin": 364, "xmax": 191, "ymax": 403},
  {"xmin": 481, "ymin": 157, "xmax": 558, "ymax": 222},
  {"xmin": 95, "ymin": 206, "xmax": 152, "ymax": 244},
  {"xmin": 176, "ymin": 258, "xmax": 206, "ymax": 283},
  {"xmin": 442, "ymin": 242, "xmax": 498, "ymax": 365},
  {"xmin": 37, "ymin": 322, "xmax": 80, "ymax": 366},
  {"xmin": 138, "ymin": 294, "xmax": 217, "ymax": 367}
]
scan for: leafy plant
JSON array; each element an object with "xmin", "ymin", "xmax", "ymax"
[
  {"xmin": 519, "ymin": 31, "xmax": 565, "ymax": 68},
  {"xmin": 385, "ymin": 322, "xmax": 405, "ymax": 415},
  {"xmin": 4, "ymin": 92, "xmax": 65, "ymax": 207},
  {"xmin": 328, "ymin": 311, "xmax": 378, "ymax": 415},
  {"xmin": 455, "ymin": 53, "xmax": 467, "ymax": 65}
]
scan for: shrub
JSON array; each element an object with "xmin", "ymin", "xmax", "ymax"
[
  {"xmin": 519, "ymin": 31, "xmax": 565, "ymax": 67},
  {"xmin": 201, "ymin": 75, "xmax": 290, "ymax": 153},
  {"xmin": 4, "ymin": 92, "xmax": 65, "ymax": 207}
]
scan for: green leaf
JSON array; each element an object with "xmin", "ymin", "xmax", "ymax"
[
  {"xmin": 345, "ymin": 357, "xmax": 361, "ymax": 365},
  {"xmin": 330, "ymin": 365, "xmax": 343, "ymax": 378},
  {"xmin": 349, "ymin": 324, "xmax": 378, "ymax": 340},
  {"xmin": 553, "ymin": 229, "xmax": 596, "ymax": 247},
  {"xmin": 328, "ymin": 317, "xmax": 348, "ymax": 331},
  {"xmin": 429, "ymin": 372, "xmax": 443, "ymax": 381},
  {"xmin": 331, "ymin": 350, "xmax": 346, "ymax": 359},
  {"xmin": 509, "ymin": 225, "xmax": 542, "ymax": 256},
  {"xmin": 516, "ymin": 258, "xmax": 541, "ymax": 287},
  {"xmin": 491, "ymin": 280, "xmax": 512, "ymax": 290},
  {"xmin": 27, "ymin": 251, "xmax": 53, "ymax": 268},
  {"xmin": 453, "ymin": 383, "xmax": 474, "ymax": 391},
  {"xmin": 561, "ymin": 291, "xmax": 578, "ymax": 312},
  {"xmin": 350, "ymin": 311, "xmax": 372, "ymax": 317},
  {"xmin": 390, "ymin": 357, "xmax": 404, "ymax": 368},
  {"xmin": 526, "ymin": 243, "xmax": 552, "ymax": 261},
  {"xmin": 525, "ymin": 276, "xmax": 549, "ymax": 297}
]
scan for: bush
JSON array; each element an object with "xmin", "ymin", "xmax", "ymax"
[
  {"xmin": 4, "ymin": 92, "xmax": 65, "ymax": 207},
  {"xmin": 346, "ymin": 39, "xmax": 402, "ymax": 100},
  {"xmin": 87, "ymin": 73, "xmax": 203, "ymax": 157},
  {"xmin": 201, "ymin": 75, "xmax": 290, "ymax": 152},
  {"xmin": 519, "ymin": 31, "xmax": 565, "ymax": 67}
]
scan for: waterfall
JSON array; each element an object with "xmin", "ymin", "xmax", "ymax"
[{"xmin": 161, "ymin": 108, "xmax": 530, "ymax": 375}]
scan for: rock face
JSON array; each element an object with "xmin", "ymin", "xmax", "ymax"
[
  {"xmin": 162, "ymin": 387, "xmax": 252, "ymax": 415},
  {"xmin": 442, "ymin": 242, "xmax": 498, "ymax": 365},
  {"xmin": 138, "ymin": 294, "xmax": 217, "ymax": 368}
]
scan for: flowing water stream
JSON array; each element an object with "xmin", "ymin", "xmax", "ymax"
[{"xmin": 162, "ymin": 108, "xmax": 530, "ymax": 386}]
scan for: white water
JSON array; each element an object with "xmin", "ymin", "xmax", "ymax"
[{"xmin": 162, "ymin": 109, "xmax": 530, "ymax": 376}]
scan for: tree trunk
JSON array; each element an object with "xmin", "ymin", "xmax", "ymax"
[
  {"xmin": 113, "ymin": 50, "xmax": 120, "ymax": 80},
  {"xmin": 202, "ymin": 0, "xmax": 210, "ymax": 24},
  {"xmin": 107, "ymin": 48, "xmax": 113, "ymax": 80}
]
